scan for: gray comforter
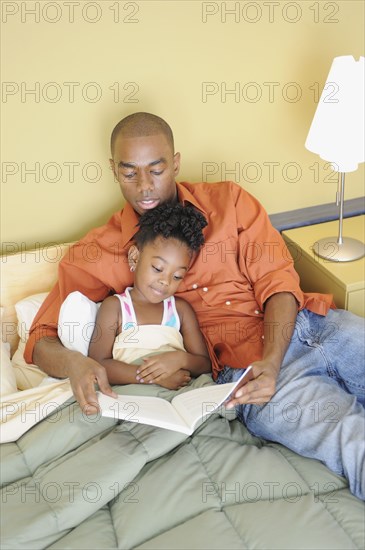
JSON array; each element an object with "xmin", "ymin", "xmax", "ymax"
[{"xmin": 1, "ymin": 375, "xmax": 364, "ymax": 549}]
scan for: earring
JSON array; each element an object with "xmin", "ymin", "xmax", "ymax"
[{"xmin": 130, "ymin": 265, "xmax": 135, "ymax": 272}]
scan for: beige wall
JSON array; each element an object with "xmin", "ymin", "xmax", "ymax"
[{"xmin": 1, "ymin": 0, "xmax": 364, "ymax": 250}]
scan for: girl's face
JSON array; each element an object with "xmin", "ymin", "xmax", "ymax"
[{"xmin": 130, "ymin": 236, "xmax": 192, "ymax": 304}]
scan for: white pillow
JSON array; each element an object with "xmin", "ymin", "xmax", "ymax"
[
  {"xmin": 58, "ymin": 291, "xmax": 101, "ymax": 356},
  {"xmin": 11, "ymin": 292, "xmax": 49, "ymax": 389},
  {"xmin": 15, "ymin": 292, "xmax": 49, "ymax": 343},
  {"xmin": 0, "ymin": 340, "xmax": 17, "ymax": 397}
]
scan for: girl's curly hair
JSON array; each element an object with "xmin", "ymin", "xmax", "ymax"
[{"xmin": 134, "ymin": 202, "xmax": 207, "ymax": 251}]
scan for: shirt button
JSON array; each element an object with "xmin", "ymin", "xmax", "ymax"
[
  {"xmin": 192, "ymin": 284, "xmax": 198, "ymax": 289},
  {"xmin": 203, "ymin": 287, "xmax": 208, "ymax": 292},
  {"xmin": 255, "ymin": 310, "xmax": 260, "ymax": 314},
  {"xmin": 225, "ymin": 301, "xmax": 231, "ymax": 305}
]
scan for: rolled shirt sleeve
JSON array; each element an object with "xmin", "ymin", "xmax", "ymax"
[{"xmin": 233, "ymin": 185, "xmax": 305, "ymax": 310}]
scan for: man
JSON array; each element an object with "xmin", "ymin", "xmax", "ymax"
[{"xmin": 26, "ymin": 112, "xmax": 364, "ymax": 499}]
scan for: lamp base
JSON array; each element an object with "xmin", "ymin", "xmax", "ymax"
[{"xmin": 313, "ymin": 236, "xmax": 365, "ymax": 262}]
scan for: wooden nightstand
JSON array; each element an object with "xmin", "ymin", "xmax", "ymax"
[{"xmin": 282, "ymin": 215, "xmax": 365, "ymax": 317}]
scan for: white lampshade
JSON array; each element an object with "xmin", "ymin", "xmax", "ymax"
[
  {"xmin": 305, "ymin": 55, "xmax": 365, "ymax": 262},
  {"xmin": 305, "ymin": 55, "xmax": 364, "ymax": 173}
]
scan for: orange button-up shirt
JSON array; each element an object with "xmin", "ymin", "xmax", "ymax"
[{"xmin": 25, "ymin": 181, "xmax": 333, "ymax": 378}]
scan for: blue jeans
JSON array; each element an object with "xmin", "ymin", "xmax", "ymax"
[{"xmin": 217, "ymin": 309, "xmax": 365, "ymax": 500}]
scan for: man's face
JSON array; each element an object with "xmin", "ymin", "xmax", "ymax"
[{"xmin": 110, "ymin": 133, "xmax": 181, "ymax": 215}]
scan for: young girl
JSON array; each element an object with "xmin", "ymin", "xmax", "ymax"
[{"xmin": 88, "ymin": 203, "xmax": 211, "ymax": 390}]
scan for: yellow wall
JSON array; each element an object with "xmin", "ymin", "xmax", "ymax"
[{"xmin": 1, "ymin": 0, "xmax": 364, "ymax": 250}]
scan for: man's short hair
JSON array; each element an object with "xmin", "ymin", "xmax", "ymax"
[{"xmin": 110, "ymin": 112, "xmax": 174, "ymax": 156}]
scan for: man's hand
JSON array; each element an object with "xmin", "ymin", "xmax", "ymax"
[
  {"xmin": 69, "ymin": 354, "xmax": 118, "ymax": 415},
  {"xmin": 226, "ymin": 292, "xmax": 298, "ymax": 409},
  {"xmin": 33, "ymin": 336, "xmax": 117, "ymax": 415},
  {"xmin": 225, "ymin": 359, "xmax": 279, "ymax": 408},
  {"xmin": 136, "ymin": 351, "xmax": 186, "ymax": 384}
]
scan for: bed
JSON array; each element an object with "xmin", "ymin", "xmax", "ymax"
[{"xmin": 1, "ymin": 243, "xmax": 364, "ymax": 549}]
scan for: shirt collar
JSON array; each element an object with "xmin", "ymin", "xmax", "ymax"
[
  {"xmin": 120, "ymin": 202, "xmax": 140, "ymax": 248},
  {"xmin": 176, "ymin": 181, "xmax": 208, "ymax": 217},
  {"xmin": 119, "ymin": 182, "xmax": 208, "ymax": 248}
]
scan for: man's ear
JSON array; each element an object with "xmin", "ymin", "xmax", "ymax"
[
  {"xmin": 128, "ymin": 245, "xmax": 140, "ymax": 272},
  {"xmin": 109, "ymin": 159, "xmax": 118, "ymax": 181},
  {"xmin": 173, "ymin": 152, "xmax": 181, "ymax": 177}
]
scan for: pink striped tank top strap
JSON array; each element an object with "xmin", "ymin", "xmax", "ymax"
[
  {"xmin": 114, "ymin": 287, "xmax": 137, "ymax": 330},
  {"xmin": 162, "ymin": 295, "xmax": 181, "ymax": 331}
]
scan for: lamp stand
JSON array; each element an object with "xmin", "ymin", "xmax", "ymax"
[{"xmin": 313, "ymin": 173, "xmax": 365, "ymax": 262}]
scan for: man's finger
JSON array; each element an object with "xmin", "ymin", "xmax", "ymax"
[
  {"xmin": 82, "ymin": 385, "xmax": 101, "ymax": 415},
  {"xmin": 226, "ymin": 390, "xmax": 273, "ymax": 408},
  {"xmin": 235, "ymin": 379, "xmax": 260, "ymax": 398},
  {"xmin": 69, "ymin": 380, "xmax": 95, "ymax": 415},
  {"xmin": 74, "ymin": 373, "xmax": 102, "ymax": 415},
  {"xmin": 82, "ymin": 401, "xmax": 100, "ymax": 415},
  {"xmin": 97, "ymin": 370, "xmax": 117, "ymax": 398}
]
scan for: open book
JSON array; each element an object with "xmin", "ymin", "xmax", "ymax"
[{"xmin": 97, "ymin": 367, "xmax": 253, "ymax": 435}]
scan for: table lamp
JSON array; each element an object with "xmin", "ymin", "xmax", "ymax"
[{"xmin": 305, "ymin": 55, "xmax": 365, "ymax": 262}]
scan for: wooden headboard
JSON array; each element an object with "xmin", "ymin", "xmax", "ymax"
[{"xmin": 0, "ymin": 243, "xmax": 73, "ymax": 354}]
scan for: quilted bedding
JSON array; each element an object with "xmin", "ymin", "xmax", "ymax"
[{"xmin": 1, "ymin": 375, "xmax": 364, "ymax": 550}]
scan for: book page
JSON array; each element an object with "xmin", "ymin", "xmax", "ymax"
[
  {"xmin": 170, "ymin": 382, "xmax": 237, "ymax": 429},
  {"xmin": 171, "ymin": 367, "xmax": 253, "ymax": 430},
  {"xmin": 97, "ymin": 392, "xmax": 192, "ymax": 434}
]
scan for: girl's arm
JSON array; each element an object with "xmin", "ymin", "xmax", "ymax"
[
  {"xmin": 88, "ymin": 296, "xmax": 140, "ymax": 385},
  {"xmin": 136, "ymin": 298, "xmax": 211, "ymax": 384}
]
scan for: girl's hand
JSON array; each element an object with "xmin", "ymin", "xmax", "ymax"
[
  {"xmin": 136, "ymin": 351, "xmax": 187, "ymax": 384},
  {"xmin": 157, "ymin": 369, "xmax": 191, "ymax": 390}
]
